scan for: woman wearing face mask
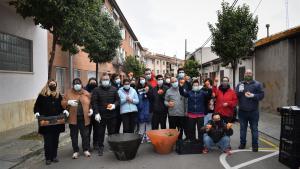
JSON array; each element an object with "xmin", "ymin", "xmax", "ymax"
[
  {"xmin": 202, "ymin": 78, "xmax": 214, "ymax": 125},
  {"xmin": 179, "ymin": 80, "xmax": 210, "ymax": 141},
  {"xmin": 118, "ymin": 79, "xmax": 139, "ymax": 133},
  {"xmin": 62, "ymin": 78, "xmax": 93, "ymax": 159},
  {"xmin": 215, "ymin": 77, "xmax": 238, "ymax": 123},
  {"xmin": 85, "ymin": 78, "xmax": 99, "ymax": 150},
  {"xmin": 34, "ymin": 80, "xmax": 67, "ymax": 165},
  {"xmin": 110, "ymin": 73, "xmax": 122, "ymax": 134},
  {"xmin": 136, "ymin": 76, "xmax": 152, "ymax": 142}
]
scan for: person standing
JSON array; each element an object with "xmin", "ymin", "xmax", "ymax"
[
  {"xmin": 110, "ymin": 73, "xmax": 122, "ymax": 134},
  {"xmin": 236, "ymin": 69, "xmax": 264, "ymax": 152},
  {"xmin": 148, "ymin": 75, "xmax": 168, "ymax": 130},
  {"xmin": 164, "ymin": 73, "xmax": 172, "ymax": 89},
  {"xmin": 118, "ymin": 79, "xmax": 139, "ymax": 133},
  {"xmin": 62, "ymin": 78, "xmax": 92, "ymax": 159},
  {"xmin": 179, "ymin": 80, "xmax": 209, "ymax": 141},
  {"xmin": 202, "ymin": 78, "xmax": 214, "ymax": 125},
  {"xmin": 34, "ymin": 80, "xmax": 67, "ymax": 165},
  {"xmin": 91, "ymin": 73, "xmax": 120, "ymax": 156},
  {"xmin": 85, "ymin": 78, "xmax": 99, "ymax": 151},
  {"xmin": 215, "ymin": 77, "xmax": 238, "ymax": 123},
  {"xmin": 165, "ymin": 77, "xmax": 186, "ymax": 139}
]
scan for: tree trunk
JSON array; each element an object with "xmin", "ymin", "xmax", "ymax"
[
  {"xmin": 48, "ymin": 34, "xmax": 58, "ymax": 80},
  {"xmin": 96, "ymin": 62, "xmax": 99, "ymax": 82}
]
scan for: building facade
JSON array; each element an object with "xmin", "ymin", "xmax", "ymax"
[
  {"xmin": 49, "ymin": 0, "xmax": 144, "ymax": 93},
  {"xmin": 0, "ymin": 2, "xmax": 48, "ymax": 132}
]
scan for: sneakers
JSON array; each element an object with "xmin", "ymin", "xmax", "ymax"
[
  {"xmin": 45, "ymin": 160, "xmax": 51, "ymax": 165},
  {"xmin": 51, "ymin": 157, "xmax": 59, "ymax": 163},
  {"xmin": 252, "ymin": 146, "xmax": 258, "ymax": 152},
  {"xmin": 98, "ymin": 147, "xmax": 104, "ymax": 156},
  {"xmin": 72, "ymin": 152, "xmax": 79, "ymax": 159},
  {"xmin": 224, "ymin": 148, "xmax": 232, "ymax": 156},
  {"xmin": 238, "ymin": 144, "xmax": 246, "ymax": 149},
  {"xmin": 84, "ymin": 151, "xmax": 91, "ymax": 157},
  {"xmin": 202, "ymin": 148, "xmax": 209, "ymax": 154}
]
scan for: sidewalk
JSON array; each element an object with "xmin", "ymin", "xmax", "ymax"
[
  {"xmin": 258, "ymin": 112, "xmax": 281, "ymax": 140},
  {"xmin": 0, "ymin": 122, "xmax": 70, "ymax": 169}
]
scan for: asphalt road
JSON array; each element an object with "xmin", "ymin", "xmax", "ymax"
[{"xmin": 17, "ymin": 124, "xmax": 289, "ymax": 169}]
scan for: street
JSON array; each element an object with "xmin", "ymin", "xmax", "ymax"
[{"xmin": 17, "ymin": 125, "xmax": 288, "ymax": 169}]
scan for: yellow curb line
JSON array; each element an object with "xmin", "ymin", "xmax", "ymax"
[{"xmin": 259, "ymin": 137, "xmax": 279, "ymax": 149}]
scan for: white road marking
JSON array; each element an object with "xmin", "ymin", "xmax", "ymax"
[{"xmin": 219, "ymin": 149, "xmax": 279, "ymax": 169}]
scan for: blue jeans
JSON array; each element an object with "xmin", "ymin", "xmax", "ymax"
[
  {"xmin": 204, "ymin": 113, "xmax": 212, "ymax": 125},
  {"xmin": 203, "ymin": 134, "xmax": 230, "ymax": 151},
  {"xmin": 239, "ymin": 110, "xmax": 259, "ymax": 147}
]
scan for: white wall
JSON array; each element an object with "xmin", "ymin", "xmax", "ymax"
[{"xmin": 0, "ymin": 4, "xmax": 48, "ymax": 104}]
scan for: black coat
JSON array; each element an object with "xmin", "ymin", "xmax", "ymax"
[
  {"xmin": 91, "ymin": 86, "xmax": 120, "ymax": 119},
  {"xmin": 203, "ymin": 120, "xmax": 233, "ymax": 143},
  {"xmin": 148, "ymin": 85, "xmax": 168, "ymax": 114},
  {"xmin": 34, "ymin": 94, "xmax": 65, "ymax": 135}
]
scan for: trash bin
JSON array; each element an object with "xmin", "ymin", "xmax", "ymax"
[
  {"xmin": 277, "ymin": 106, "xmax": 300, "ymax": 169},
  {"xmin": 108, "ymin": 133, "xmax": 142, "ymax": 161}
]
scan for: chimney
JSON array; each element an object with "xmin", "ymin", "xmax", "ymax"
[{"xmin": 266, "ymin": 24, "xmax": 270, "ymax": 37}]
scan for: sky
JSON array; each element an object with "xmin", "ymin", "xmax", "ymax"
[{"xmin": 116, "ymin": 0, "xmax": 300, "ymax": 60}]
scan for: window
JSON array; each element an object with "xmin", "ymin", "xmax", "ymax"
[
  {"xmin": 157, "ymin": 70, "xmax": 159, "ymax": 75},
  {"xmin": 162, "ymin": 61, "xmax": 165, "ymax": 65},
  {"xmin": 157, "ymin": 60, "xmax": 159, "ymax": 65},
  {"xmin": 88, "ymin": 71, "xmax": 96, "ymax": 79},
  {"xmin": 163, "ymin": 70, "xmax": 165, "ymax": 74},
  {"xmin": 56, "ymin": 67, "xmax": 66, "ymax": 94},
  {"xmin": 239, "ymin": 66, "xmax": 246, "ymax": 82},
  {"xmin": 0, "ymin": 32, "xmax": 33, "ymax": 72},
  {"xmin": 120, "ymin": 29, "xmax": 126, "ymax": 40},
  {"xmin": 74, "ymin": 69, "xmax": 80, "ymax": 78},
  {"xmin": 220, "ymin": 70, "xmax": 224, "ymax": 81}
]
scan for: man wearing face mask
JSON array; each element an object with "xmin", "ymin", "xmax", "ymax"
[
  {"xmin": 202, "ymin": 113, "xmax": 233, "ymax": 154},
  {"xmin": 235, "ymin": 69, "xmax": 264, "ymax": 152},
  {"xmin": 165, "ymin": 77, "xmax": 186, "ymax": 139},
  {"xmin": 164, "ymin": 73, "xmax": 172, "ymax": 89},
  {"xmin": 62, "ymin": 78, "xmax": 92, "ymax": 159},
  {"xmin": 145, "ymin": 68, "xmax": 157, "ymax": 88},
  {"xmin": 110, "ymin": 73, "xmax": 122, "ymax": 134},
  {"xmin": 179, "ymin": 80, "xmax": 209, "ymax": 141},
  {"xmin": 91, "ymin": 73, "xmax": 120, "ymax": 156},
  {"xmin": 148, "ymin": 75, "xmax": 168, "ymax": 130},
  {"xmin": 215, "ymin": 77, "xmax": 238, "ymax": 124},
  {"xmin": 177, "ymin": 68, "xmax": 192, "ymax": 91}
]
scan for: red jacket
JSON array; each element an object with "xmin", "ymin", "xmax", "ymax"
[{"xmin": 215, "ymin": 87, "xmax": 238, "ymax": 117}]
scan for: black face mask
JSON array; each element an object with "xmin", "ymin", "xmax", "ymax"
[
  {"xmin": 89, "ymin": 83, "xmax": 97, "ymax": 89},
  {"xmin": 49, "ymin": 85, "xmax": 56, "ymax": 91},
  {"xmin": 130, "ymin": 84, "xmax": 136, "ymax": 88}
]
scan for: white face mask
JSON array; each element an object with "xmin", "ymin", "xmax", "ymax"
[
  {"xmin": 171, "ymin": 82, "xmax": 178, "ymax": 88},
  {"xmin": 192, "ymin": 86, "xmax": 201, "ymax": 92},
  {"xmin": 157, "ymin": 80, "xmax": 164, "ymax": 86},
  {"xmin": 140, "ymin": 79, "xmax": 146, "ymax": 85},
  {"xmin": 101, "ymin": 80, "xmax": 110, "ymax": 87},
  {"xmin": 178, "ymin": 72, "xmax": 185, "ymax": 78},
  {"xmin": 115, "ymin": 79, "xmax": 121, "ymax": 84},
  {"xmin": 165, "ymin": 78, "xmax": 171, "ymax": 84},
  {"xmin": 123, "ymin": 85, "xmax": 130, "ymax": 90},
  {"xmin": 74, "ymin": 84, "xmax": 82, "ymax": 91}
]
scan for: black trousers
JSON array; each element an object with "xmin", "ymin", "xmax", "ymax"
[
  {"xmin": 43, "ymin": 132, "xmax": 60, "ymax": 161},
  {"xmin": 88, "ymin": 116, "xmax": 99, "ymax": 147},
  {"xmin": 97, "ymin": 117, "xmax": 117, "ymax": 147},
  {"xmin": 187, "ymin": 117, "xmax": 204, "ymax": 140},
  {"xmin": 69, "ymin": 117, "xmax": 90, "ymax": 152},
  {"xmin": 220, "ymin": 115, "xmax": 233, "ymax": 124},
  {"xmin": 115, "ymin": 113, "xmax": 122, "ymax": 133},
  {"xmin": 121, "ymin": 112, "xmax": 137, "ymax": 133},
  {"xmin": 151, "ymin": 113, "xmax": 167, "ymax": 130},
  {"xmin": 168, "ymin": 116, "xmax": 187, "ymax": 139}
]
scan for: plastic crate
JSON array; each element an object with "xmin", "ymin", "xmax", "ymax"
[
  {"xmin": 279, "ymin": 151, "xmax": 300, "ymax": 169},
  {"xmin": 280, "ymin": 139, "xmax": 300, "ymax": 157},
  {"xmin": 278, "ymin": 106, "xmax": 300, "ymax": 128},
  {"xmin": 281, "ymin": 125, "xmax": 300, "ymax": 141}
]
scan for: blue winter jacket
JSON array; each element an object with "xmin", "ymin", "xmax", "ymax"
[
  {"xmin": 235, "ymin": 80, "xmax": 264, "ymax": 112},
  {"xmin": 179, "ymin": 87, "xmax": 209, "ymax": 114}
]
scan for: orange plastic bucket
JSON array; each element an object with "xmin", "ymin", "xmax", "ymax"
[{"xmin": 146, "ymin": 129, "xmax": 179, "ymax": 154}]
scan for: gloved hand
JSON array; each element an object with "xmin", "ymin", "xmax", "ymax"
[
  {"xmin": 95, "ymin": 113, "xmax": 101, "ymax": 123},
  {"xmin": 63, "ymin": 110, "xmax": 70, "ymax": 117},
  {"xmin": 239, "ymin": 84, "xmax": 244, "ymax": 92},
  {"xmin": 88, "ymin": 109, "xmax": 93, "ymax": 116},
  {"xmin": 34, "ymin": 112, "xmax": 40, "ymax": 119},
  {"xmin": 67, "ymin": 100, "xmax": 78, "ymax": 107},
  {"xmin": 245, "ymin": 92, "xmax": 255, "ymax": 98}
]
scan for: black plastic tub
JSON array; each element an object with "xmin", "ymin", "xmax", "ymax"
[{"xmin": 108, "ymin": 133, "xmax": 142, "ymax": 161}]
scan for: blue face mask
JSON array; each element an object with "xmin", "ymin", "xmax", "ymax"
[
  {"xmin": 171, "ymin": 82, "xmax": 178, "ymax": 88},
  {"xmin": 74, "ymin": 84, "xmax": 82, "ymax": 91},
  {"xmin": 123, "ymin": 85, "xmax": 130, "ymax": 90},
  {"xmin": 178, "ymin": 72, "xmax": 185, "ymax": 79}
]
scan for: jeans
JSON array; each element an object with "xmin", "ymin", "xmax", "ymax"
[
  {"xmin": 203, "ymin": 134, "xmax": 230, "ymax": 151},
  {"xmin": 239, "ymin": 110, "xmax": 259, "ymax": 147},
  {"xmin": 69, "ymin": 117, "xmax": 90, "ymax": 152},
  {"xmin": 204, "ymin": 113, "xmax": 212, "ymax": 125},
  {"xmin": 43, "ymin": 132, "xmax": 60, "ymax": 160}
]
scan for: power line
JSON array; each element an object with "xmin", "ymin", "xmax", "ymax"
[{"xmin": 253, "ymin": 0, "xmax": 263, "ymax": 14}]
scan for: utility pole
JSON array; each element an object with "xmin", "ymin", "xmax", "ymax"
[
  {"xmin": 185, "ymin": 39, "xmax": 187, "ymax": 60},
  {"xmin": 285, "ymin": 0, "xmax": 289, "ymax": 29}
]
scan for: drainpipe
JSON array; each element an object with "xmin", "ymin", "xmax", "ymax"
[
  {"xmin": 69, "ymin": 52, "xmax": 73, "ymax": 88},
  {"xmin": 266, "ymin": 24, "xmax": 270, "ymax": 37}
]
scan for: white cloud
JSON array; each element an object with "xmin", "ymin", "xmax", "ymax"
[{"xmin": 116, "ymin": 0, "xmax": 300, "ymax": 59}]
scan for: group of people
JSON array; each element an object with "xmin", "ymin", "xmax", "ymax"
[{"xmin": 33, "ymin": 68, "xmax": 264, "ymax": 165}]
